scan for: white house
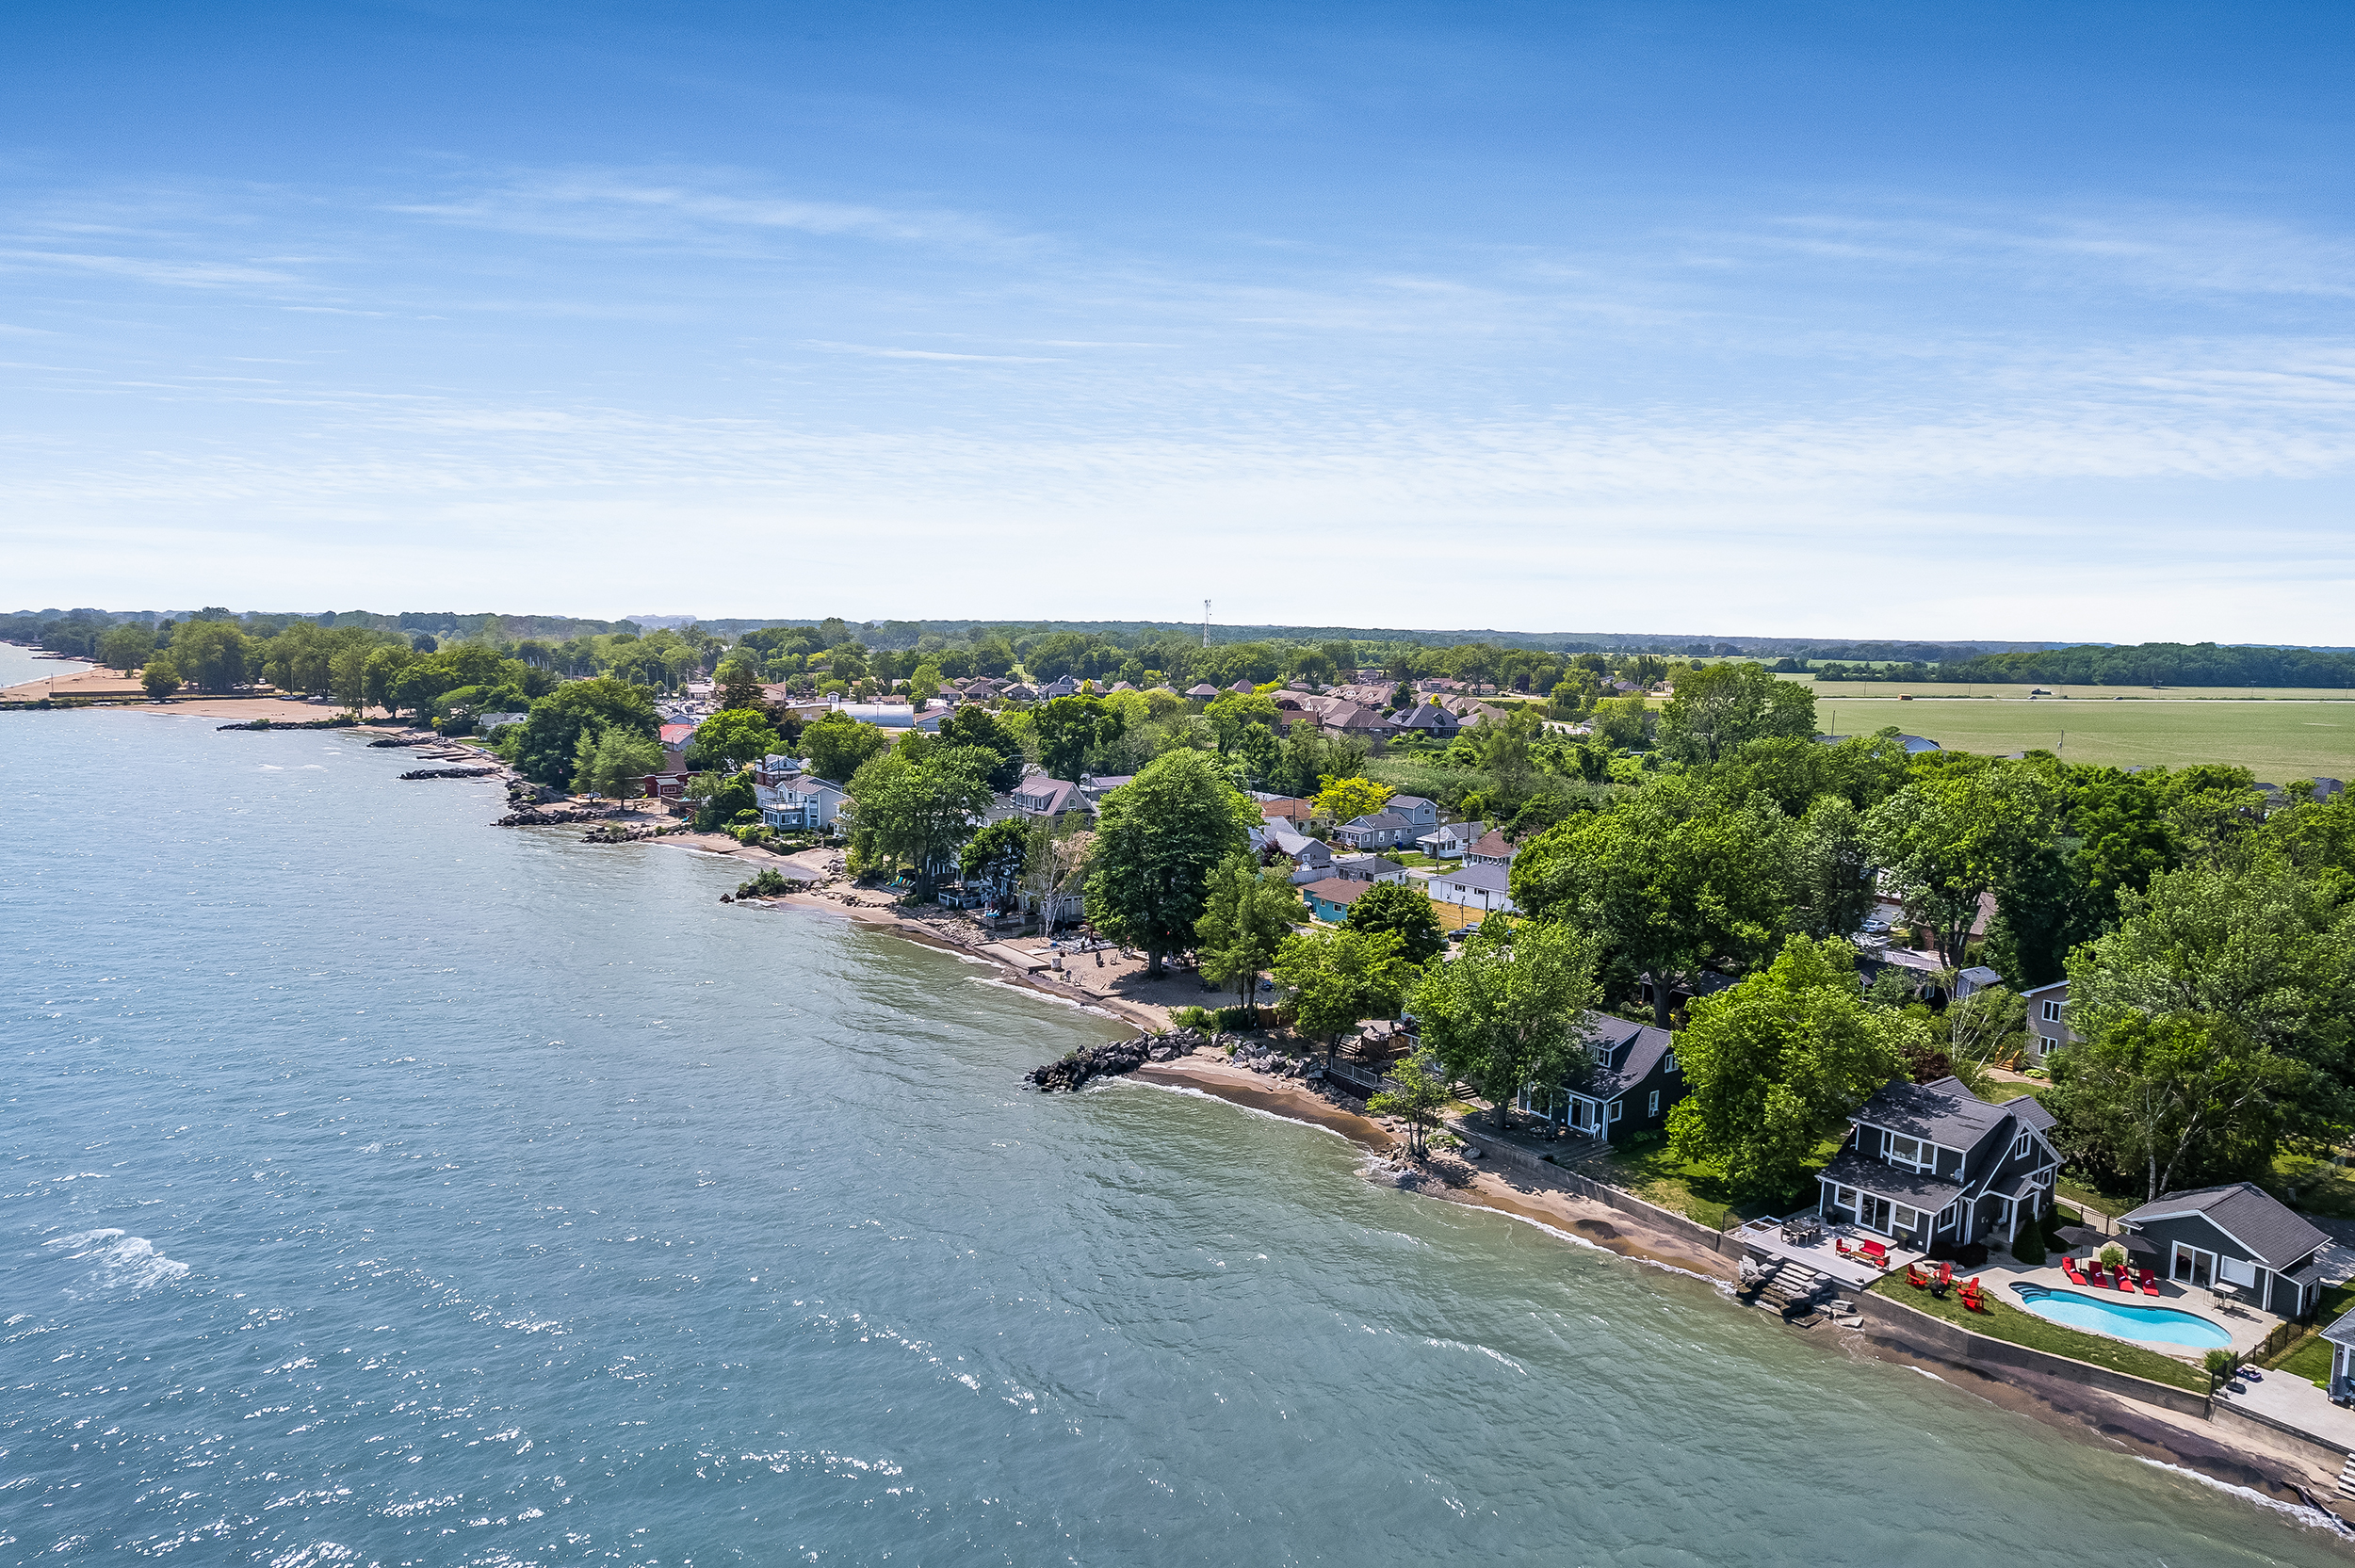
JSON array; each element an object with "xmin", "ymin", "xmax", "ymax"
[{"xmin": 1429, "ymin": 861, "xmax": 1515, "ymax": 913}]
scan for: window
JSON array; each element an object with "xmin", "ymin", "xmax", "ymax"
[
  {"xmin": 1664, "ymin": 1051, "xmax": 1678, "ymax": 1075},
  {"xmin": 1648, "ymin": 1090, "xmax": 1661, "ymax": 1117},
  {"xmin": 2041, "ymin": 999, "xmax": 2062, "ymax": 1023},
  {"xmin": 1893, "ymin": 1204, "xmax": 1921, "ymax": 1234},
  {"xmin": 1606, "ymin": 1101, "xmax": 1623, "ymax": 1124},
  {"xmin": 1886, "ymin": 1134, "xmax": 1928, "ymax": 1171},
  {"xmin": 2013, "ymin": 1129, "xmax": 2031, "ymax": 1158}
]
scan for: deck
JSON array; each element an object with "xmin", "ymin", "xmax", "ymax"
[{"xmin": 1731, "ymin": 1216, "xmax": 1918, "ymax": 1289}]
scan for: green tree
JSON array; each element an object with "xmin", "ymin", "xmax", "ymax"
[
  {"xmin": 718, "ymin": 656, "xmax": 764, "ymax": 710},
  {"xmin": 1408, "ymin": 919, "xmax": 1600, "ymax": 1132},
  {"xmin": 690, "ymin": 768, "xmax": 757, "ymax": 830},
  {"xmin": 1275, "ymin": 926, "xmax": 1416, "ymax": 1050},
  {"xmin": 2049, "ymin": 1011, "xmax": 2308, "ymax": 1204},
  {"xmin": 1665, "ymin": 936, "xmax": 1915, "ymax": 1200},
  {"xmin": 1204, "ymin": 690, "xmax": 1281, "ymax": 753},
  {"xmin": 1513, "ymin": 777, "xmax": 1795, "ymax": 1027},
  {"xmin": 803, "ymin": 710, "xmax": 888, "ymax": 782},
  {"xmin": 1788, "ymin": 797, "xmax": 1876, "ymax": 940},
  {"xmin": 574, "ymin": 726, "xmax": 664, "ymax": 797},
  {"xmin": 1368, "ymin": 1047, "xmax": 1453, "ymax": 1160},
  {"xmin": 844, "ymin": 746, "xmax": 996, "ymax": 899},
  {"xmin": 1033, "ymin": 696, "xmax": 1123, "ymax": 781},
  {"xmin": 1654, "ymin": 662, "xmax": 1817, "ymax": 766},
  {"xmin": 1084, "ymin": 749, "xmax": 1260, "ymax": 977},
  {"xmin": 140, "ymin": 655, "xmax": 181, "ymax": 699},
  {"xmin": 1340, "ymin": 881, "xmax": 1446, "ymax": 963},
  {"xmin": 958, "ymin": 816, "xmax": 1030, "ymax": 897},
  {"xmin": 1312, "ymin": 774, "xmax": 1389, "ymax": 824},
  {"xmin": 687, "ymin": 708, "xmax": 782, "ymax": 771},
  {"xmin": 170, "ymin": 618, "xmax": 252, "ymax": 693},
  {"xmin": 1194, "ymin": 852, "xmax": 1307, "ymax": 1021},
  {"xmin": 1863, "ymin": 761, "xmax": 2060, "ymax": 970},
  {"xmin": 97, "ymin": 623, "xmax": 154, "ymax": 675},
  {"xmin": 513, "ymin": 677, "xmax": 661, "ymax": 788},
  {"xmin": 935, "ymin": 704, "xmax": 1026, "ymax": 792},
  {"xmin": 908, "ymin": 663, "xmax": 942, "ymax": 707}
]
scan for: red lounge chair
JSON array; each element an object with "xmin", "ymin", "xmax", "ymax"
[
  {"xmin": 1957, "ymin": 1278, "xmax": 1987, "ymax": 1313},
  {"xmin": 2136, "ymin": 1269, "xmax": 2160, "ymax": 1296},
  {"xmin": 1935, "ymin": 1262, "xmax": 1954, "ymax": 1294},
  {"xmin": 2062, "ymin": 1256, "xmax": 2086, "ymax": 1285},
  {"xmin": 2114, "ymin": 1266, "xmax": 2137, "ymax": 1292},
  {"xmin": 1906, "ymin": 1263, "xmax": 1930, "ymax": 1289}
]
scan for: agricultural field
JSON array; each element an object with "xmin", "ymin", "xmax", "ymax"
[
  {"xmin": 1807, "ymin": 697, "xmax": 2354, "ymax": 780},
  {"xmin": 1778, "ymin": 674, "xmax": 2355, "ymax": 702}
]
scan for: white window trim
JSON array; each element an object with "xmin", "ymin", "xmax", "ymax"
[{"xmin": 1648, "ymin": 1090, "xmax": 1660, "ymax": 1117}]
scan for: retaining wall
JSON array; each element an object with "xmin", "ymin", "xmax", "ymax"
[
  {"xmin": 1852, "ymin": 1290, "xmax": 2214, "ymax": 1417},
  {"xmin": 2210, "ymin": 1398, "xmax": 2354, "ymax": 1473}
]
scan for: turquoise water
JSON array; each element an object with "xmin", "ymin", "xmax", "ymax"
[
  {"xmin": 3, "ymin": 710, "xmax": 2348, "ymax": 1564},
  {"xmin": 2013, "ymin": 1285, "xmax": 2235, "ymax": 1349}
]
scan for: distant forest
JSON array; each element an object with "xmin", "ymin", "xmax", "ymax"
[{"xmin": 1811, "ymin": 641, "xmax": 2355, "ymax": 688}]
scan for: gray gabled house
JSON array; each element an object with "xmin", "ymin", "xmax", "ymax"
[
  {"xmin": 2117, "ymin": 1184, "xmax": 2329, "ymax": 1319},
  {"xmin": 1517, "ymin": 1016, "xmax": 1686, "ymax": 1144},
  {"xmin": 1816, "ymin": 1076, "xmax": 2059, "ymax": 1254}
]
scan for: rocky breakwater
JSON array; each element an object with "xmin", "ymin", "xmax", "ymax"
[
  {"xmin": 367, "ymin": 732, "xmax": 438, "ymax": 748},
  {"xmin": 495, "ymin": 803, "xmax": 632, "ymax": 827},
  {"xmin": 402, "ymin": 766, "xmax": 501, "ymax": 780},
  {"xmin": 217, "ymin": 716, "xmax": 358, "ymax": 732},
  {"xmin": 1231, "ymin": 1039, "xmax": 1324, "ymax": 1083},
  {"xmin": 1027, "ymin": 1026, "xmax": 1217, "ymax": 1092}
]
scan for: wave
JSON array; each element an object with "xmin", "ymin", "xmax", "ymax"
[
  {"xmin": 43, "ymin": 1228, "xmax": 190, "ymax": 1296},
  {"xmin": 2135, "ymin": 1458, "xmax": 2351, "ymax": 1536}
]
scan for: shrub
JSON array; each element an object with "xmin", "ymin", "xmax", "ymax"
[
  {"xmin": 2011, "ymin": 1221, "xmax": 2046, "ymax": 1266},
  {"xmin": 2099, "ymin": 1243, "xmax": 2126, "ymax": 1269},
  {"xmin": 1169, "ymin": 1007, "xmax": 1215, "ymax": 1029},
  {"xmin": 737, "ymin": 868, "xmax": 794, "ymax": 897}
]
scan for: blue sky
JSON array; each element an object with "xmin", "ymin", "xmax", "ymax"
[{"xmin": 4, "ymin": 2, "xmax": 2351, "ymax": 639}]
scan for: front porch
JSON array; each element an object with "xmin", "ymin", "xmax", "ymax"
[{"xmin": 1732, "ymin": 1215, "xmax": 1923, "ymax": 1290}]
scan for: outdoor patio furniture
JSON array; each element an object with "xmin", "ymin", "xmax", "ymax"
[
  {"xmin": 1933, "ymin": 1261, "xmax": 1953, "ymax": 1297},
  {"xmin": 1859, "ymin": 1240, "xmax": 1889, "ymax": 1268},
  {"xmin": 1957, "ymin": 1277, "xmax": 1987, "ymax": 1313},
  {"xmin": 2136, "ymin": 1269, "xmax": 2160, "ymax": 1296},
  {"xmin": 2061, "ymin": 1256, "xmax": 2086, "ymax": 1285},
  {"xmin": 1906, "ymin": 1263, "xmax": 1930, "ymax": 1289}
]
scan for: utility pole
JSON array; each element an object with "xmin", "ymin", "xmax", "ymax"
[{"xmin": 1202, "ymin": 599, "xmax": 1210, "ymax": 649}]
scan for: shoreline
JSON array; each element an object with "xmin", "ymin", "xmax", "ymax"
[{"xmin": 29, "ymin": 702, "xmax": 2355, "ymax": 1534}]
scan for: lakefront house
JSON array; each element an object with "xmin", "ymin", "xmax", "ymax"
[
  {"xmin": 1515, "ymin": 1016, "xmax": 1687, "ymax": 1144},
  {"xmin": 2116, "ymin": 1184, "xmax": 2329, "ymax": 1320},
  {"xmin": 1815, "ymin": 1076, "xmax": 2060, "ymax": 1254}
]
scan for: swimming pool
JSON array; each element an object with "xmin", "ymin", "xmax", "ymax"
[{"xmin": 2009, "ymin": 1284, "xmax": 2232, "ymax": 1349}]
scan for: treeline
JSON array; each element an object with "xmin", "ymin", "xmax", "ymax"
[
  {"xmin": 1496, "ymin": 672, "xmax": 2355, "ymax": 1204},
  {"xmin": 1810, "ymin": 641, "xmax": 2355, "ymax": 687}
]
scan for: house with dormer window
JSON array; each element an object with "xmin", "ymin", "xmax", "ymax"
[
  {"xmin": 1816, "ymin": 1076, "xmax": 2060, "ymax": 1253},
  {"xmin": 2022, "ymin": 978, "xmax": 2075, "ymax": 1060},
  {"xmin": 1516, "ymin": 1016, "xmax": 1686, "ymax": 1144}
]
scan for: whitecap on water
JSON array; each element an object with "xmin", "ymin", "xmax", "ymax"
[{"xmin": 43, "ymin": 1228, "xmax": 190, "ymax": 1296}]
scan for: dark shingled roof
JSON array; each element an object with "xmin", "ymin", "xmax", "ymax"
[
  {"xmin": 2322, "ymin": 1308, "xmax": 2355, "ymax": 1352},
  {"xmin": 1856, "ymin": 1076, "xmax": 2010, "ymax": 1153},
  {"xmin": 1818, "ymin": 1150, "xmax": 1966, "ymax": 1211},
  {"xmin": 2119, "ymin": 1183, "xmax": 2330, "ymax": 1271},
  {"xmin": 1570, "ymin": 1015, "xmax": 1677, "ymax": 1101}
]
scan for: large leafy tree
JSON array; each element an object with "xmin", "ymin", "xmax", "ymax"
[
  {"xmin": 1341, "ymin": 881, "xmax": 1446, "ymax": 964},
  {"xmin": 1275, "ymin": 926, "xmax": 1417, "ymax": 1051},
  {"xmin": 844, "ymin": 746, "xmax": 996, "ymax": 899},
  {"xmin": 2065, "ymin": 862, "xmax": 2355, "ymax": 1148},
  {"xmin": 1034, "ymin": 696, "xmax": 1125, "ymax": 781},
  {"xmin": 1408, "ymin": 918, "xmax": 1600, "ymax": 1132},
  {"xmin": 1084, "ymin": 749, "xmax": 1259, "ymax": 976},
  {"xmin": 803, "ymin": 710, "xmax": 888, "ymax": 782},
  {"xmin": 1512, "ymin": 777, "xmax": 1795, "ymax": 1026},
  {"xmin": 933, "ymin": 704, "xmax": 1028, "ymax": 792},
  {"xmin": 97, "ymin": 623, "xmax": 154, "ymax": 675},
  {"xmin": 1863, "ymin": 760, "xmax": 2059, "ymax": 970},
  {"xmin": 1204, "ymin": 690, "xmax": 1281, "ymax": 753},
  {"xmin": 170, "ymin": 619, "xmax": 253, "ymax": 693},
  {"xmin": 1787, "ymin": 797, "xmax": 1877, "ymax": 941},
  {"xmin": 1367, "ymin": 1047, "xmax": 1453, "ymax": 1159},
  {"xmin": 1312, "ymin": 774, "xmax": 1389, "ymax": 824},
  {"xmin": 1654, "ymin": 662, "xmax": 1817, "ymax": 766},
  {"xmin": 959, "ymin": 816, "xmax": 1031, "ymax": 898},
  {"xmin": 573, "ymin": 727, "xmax": 664, "ymax": 797},
  {"xmin": 1665, "ymin": 936, "xmax": 1916, "ymax": 1200},
  {"xmin": 1194, "ymin": 852, "xmax": 1306, "ymax": 1020},
  {"xmin": 686, "ymin": 708, "xmax": 781, "ymax": 771},
  {"xmin": 514, "ymin": 677, "xmax": 660, "ymax": 788},
  {"xmin": 2049, "ymin": 1012, "xmax": 2308, "ymax": 1204}
]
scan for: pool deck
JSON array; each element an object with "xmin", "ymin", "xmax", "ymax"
[{"xmin": 1974, "ymin": 1256, "xmax": 2278, "ymax": 1359}]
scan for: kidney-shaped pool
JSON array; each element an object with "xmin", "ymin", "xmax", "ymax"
[{"xmin": 2009, "ymin": 1284, "xmax": 2232, "ymax": 1349}]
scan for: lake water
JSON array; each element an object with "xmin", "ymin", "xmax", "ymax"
[
  {"xmin": 0, "ymin": 641, "xmax": 93, "ymax": 687},
  {"xmin": 4, "ymin": 711, "xmax": 2347, "ymax": 1565}
]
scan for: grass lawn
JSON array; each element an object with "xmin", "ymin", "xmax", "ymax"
[
  {"xmin": 1869, "ymin": 1274, "xmax": 2210, "ymax": 1394},
  {"xmin": 1789, "ymin": 694, "xmax": 2355, "ymax": 779},
  {"xmin": 1782, "ymin": 675, "xmax": 2355, "ymax": 703},
  {"xmin": 2054, "ymin": 1176, "xmax": 2131, "ymax": 1220},
  {"xmin": 1590, "ymin": 1137, "xmax": 1837, "ymax": 1232},
  {"xmin": 2265, "ymin": 1149, "xmax": 2355, "ymax": 1220},
  {"xmin": 2259, "ymin": 1278, "xmax": 2355, "ymax": 1385}
]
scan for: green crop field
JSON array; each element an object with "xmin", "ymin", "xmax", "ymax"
[
  {"xmin": 1808, "ymin": 698, "xmax": 2354, "ymax": 780},
  {"xmin": 1779, "ymin": 675, "xmax": 2355, "ymax": 702}
]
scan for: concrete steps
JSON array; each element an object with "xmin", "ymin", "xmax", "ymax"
[
  {"xmin": 1738, "ymin": 1255, "xmax": 1832, "ymax": 1324},
  {"xmin": 2333, "ymin": 1451, "xmax": 2355, "ymax": 1501}
]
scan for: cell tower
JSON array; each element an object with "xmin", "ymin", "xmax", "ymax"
[{"xmin": 1202, "ymin": 599, "xmax": 1211, "ymax": 648}]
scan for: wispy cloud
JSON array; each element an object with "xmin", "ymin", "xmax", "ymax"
[
  {"xmin": 0, "ymin": 247, "xmax": 299, "ymax": 288},
  {"xmin": 390, "ymin": 168, "xmax": 1011, "ymax": 250}
]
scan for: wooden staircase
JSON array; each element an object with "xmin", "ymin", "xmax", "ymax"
[{"xmin": 2332, "ymin": 1451, "xmax": 2355, "ymax": 1501}]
